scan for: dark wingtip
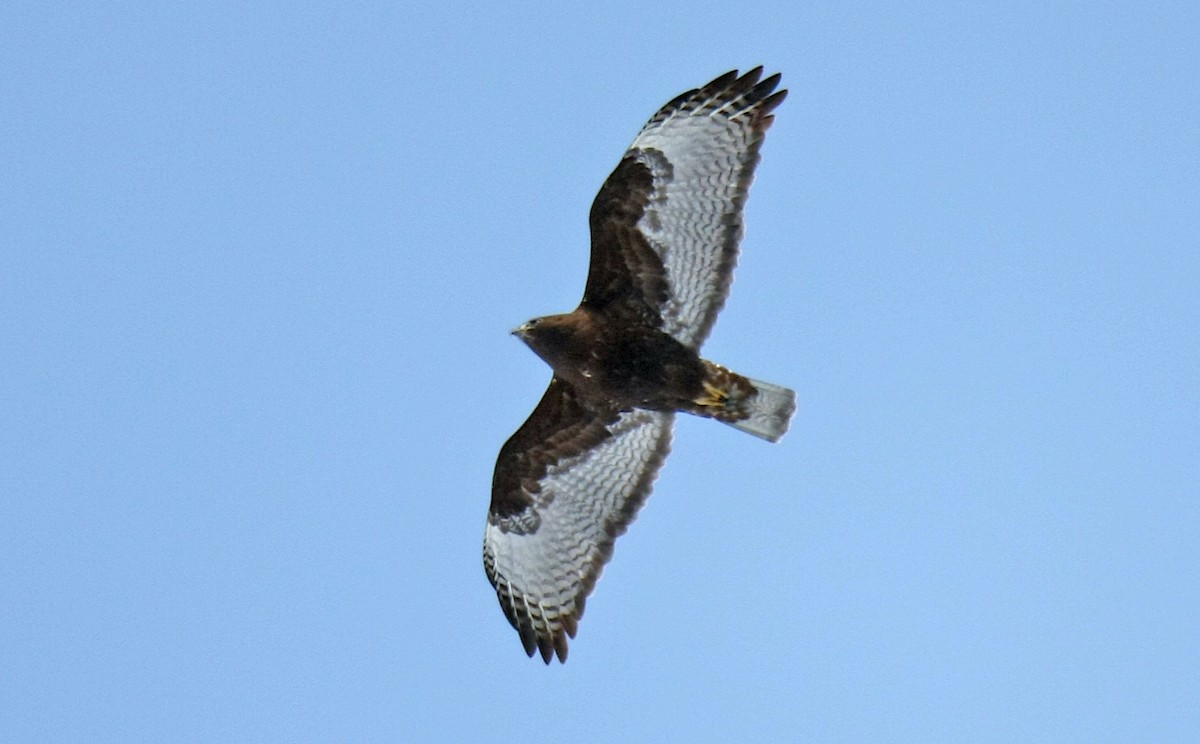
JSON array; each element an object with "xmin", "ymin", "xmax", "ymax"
[
  {"xmin": 518, "ymin": 625, "xmax": 539, "ymax": 659},
  {"xmin": 518, "ymin": 622, "xmax": 570, "ymax": 664},
  {"xmin": 758, "ymin": 89, "xmax": 789, "ymax": 122},
  {"xmin": 706, "ymin": 69, "xmax": 741, "ymax": 91},
  {"xmin": 538, "ymin": 636, "xmax": 555, "ymax": 664},
  {"xmin": 712, "ymin": 68, "xmax": 787, "ymax": 116}
]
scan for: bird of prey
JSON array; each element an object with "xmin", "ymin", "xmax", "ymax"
[{"xmin": 484, "ymin": 68, "xmax": 795, "ymax": 663}]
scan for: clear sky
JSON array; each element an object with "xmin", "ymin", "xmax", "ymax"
[{"xmin": 3, "ymin": 2, "xmax": 1198, "ymax": 741}]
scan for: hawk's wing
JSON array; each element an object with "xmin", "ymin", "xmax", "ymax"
[
  {"xmin": 485, "ymin": 378, "xmax": 673, "ymax": 663},
  {"xmin": 584, "ymin": 68, "xmax": 786, "ymax": 349}
]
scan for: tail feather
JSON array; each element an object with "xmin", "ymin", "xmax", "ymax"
[
  {"xmin": 688, "ymin": 361, "xmax": 797, "ymax": 443},
  {"xmin": 725, "ymin": 376, "xmax": 796, "ymax": 442}
]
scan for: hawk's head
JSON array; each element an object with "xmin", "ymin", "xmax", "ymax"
[{"xmin": 512, "ymin": 312, "xmax": 592, "ymax": 372}]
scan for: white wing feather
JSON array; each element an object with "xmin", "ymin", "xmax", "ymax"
[
  {"xmin": 623, "ymin": 69, "xmax": 783, "ymax": 348},
  {"xmin": 484, "ymin": 409, "xmax": 673, "ymax": 662}
]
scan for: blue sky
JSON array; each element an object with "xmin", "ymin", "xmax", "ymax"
[{"xmin": 3, "ymin": 1, "xmax": 1198, "ymax": 741}]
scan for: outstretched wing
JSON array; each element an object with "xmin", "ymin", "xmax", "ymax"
[
  {"xmin": 584, "ymin": 68, "xmax": 787, "ymax": 349},
  {"xmin": 485, "ymin": 378, "xmax": 673, "ymax": 663}
]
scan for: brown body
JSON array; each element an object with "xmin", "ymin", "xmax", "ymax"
[{"xmin": 514, "ymin": 309, "xmax": 706, "ymax": 413}]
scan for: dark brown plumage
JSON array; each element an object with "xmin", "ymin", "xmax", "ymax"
[
  {"xmin": 513, "ymin": 310, "xmax": 706, "ymax": 412},
  {"xmin": 484, "ymin": 68, "xmax": 796, "ymax": 663}
]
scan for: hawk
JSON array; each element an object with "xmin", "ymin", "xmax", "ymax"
[{"xmin": 484, "ymin": 68, "xmax": 795, "ymax": 663}]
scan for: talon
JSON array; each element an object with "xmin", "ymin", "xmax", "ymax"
[{"xmin": 696, "ymin": 380, "xmax": 730, "ymax": 408}]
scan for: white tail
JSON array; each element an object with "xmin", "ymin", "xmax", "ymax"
[{"xmin": 723, "ymin": 376, "xmax": 796, "ymax": 443}]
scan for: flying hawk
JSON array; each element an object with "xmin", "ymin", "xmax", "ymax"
[{"xmin": 484, "ymin": 68, "xmax": 795, "ymax": 663}]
